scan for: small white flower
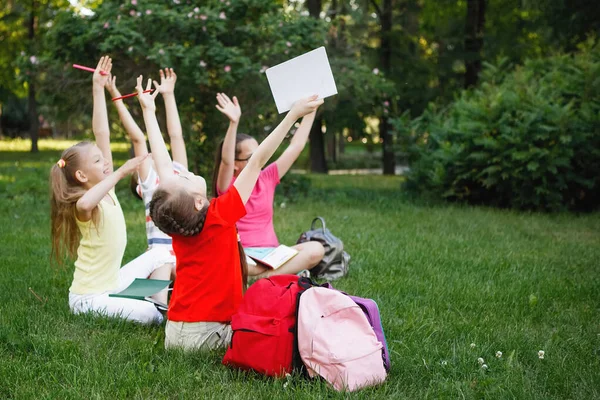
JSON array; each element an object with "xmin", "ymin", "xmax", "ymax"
[
  {"xmin": 29, "ymin": 56, "xmax": 38, "ymax": 64},
  {"xmin": 481, "ymin": 364, "xmax": 488, "ymax": 370},
  {"xmin": 441, "ymin": 360, "xmax": 447, "ymax": 366},
  {"xmin": 280, "ymin": 202, "xmax": 286, "ymax": 209},
  {"xmin": 538, "ymin": 350, "xmax": 545, "ymax": 359},
  {"xmin": 477, "ymin": 357, "xmax": 484, "ymax": 365},
  {"xmin": 496, "ymin": 351, "xmax": 502, "ymax": 358},
  {"xmin": 372, "ymin": 68, "xmax": 379, "ymax": 75},
  {"xmin": 199, "ymin": 60, "xmax": 207, "ymax": 67}
]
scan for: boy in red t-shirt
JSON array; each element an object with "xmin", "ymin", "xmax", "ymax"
[{"xmin": 135, "ymin": 75, "xmax": 323, "ymax": 351}]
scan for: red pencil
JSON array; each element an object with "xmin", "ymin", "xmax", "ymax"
[
  {"xmin": 112, "ymin": 90, "xmax": 153, "ymax": 102},
  {"xmin": 73, "ymin": 64, "xmax": 108, "ymax": 76}
]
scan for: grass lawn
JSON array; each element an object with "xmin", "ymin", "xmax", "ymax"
[{"xmin": 1, "ymin": 139, "xmax": 599, "ymax": 399}]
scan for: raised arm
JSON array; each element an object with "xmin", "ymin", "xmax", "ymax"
[
  {"xmin": 154, "ymin": 68, "xmax": 188, "ymax": 169},
  {"xmin": 105, "ymin": 75, "xmax": 151, "ymax": 182},
  {"xmin": 92, "ymin": 56, "xmax": 114, "ymax": 172},
  {"xmin": 215, "ymin": 93, "xmax": 241, "ymax": 194},
  {"xmin": 234, "ymin": 96, "xmax": 323, "ymax": 203},
  {"xmin": 136, "ymin": 75, "xmax": 174, "ymax": 182},
  {"xmin": 275, "ymin": 109, "xmax": 317, "ymax": 178},
  {"xmin": 76, "ymin": 155, "xmax": 148, "ymax": 221}
]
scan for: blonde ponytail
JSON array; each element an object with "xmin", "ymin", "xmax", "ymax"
[{"xmin": 49, "ymin": 142, "xmax": 97, "ymax": 265}]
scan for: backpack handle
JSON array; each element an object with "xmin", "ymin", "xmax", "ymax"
[{"xmin": 310, "ymin": 216, "xmax": 326, "ymax": 232}]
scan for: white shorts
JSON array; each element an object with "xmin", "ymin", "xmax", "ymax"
[{"xmin": 69, "ymin": 247, "xmax": 176, "ymax": 324}]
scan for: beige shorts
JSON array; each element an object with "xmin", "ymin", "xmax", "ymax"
[{"xmin": 165, "ymin": 320, "xmax": 233, "ymax": 351}]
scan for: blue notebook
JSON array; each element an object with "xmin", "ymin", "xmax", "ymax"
[{"xmin": 109, "ymin": 278, "xmax": 171, "ymax": 311}]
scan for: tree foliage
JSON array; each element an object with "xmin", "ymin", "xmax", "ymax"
[
  {"xmin": 394, "ymin": 41, "xmax": 600, "ymax": 211},
  {"xmin": 35, "ymin": 0, "xmax": 394, "ymax": 174}
]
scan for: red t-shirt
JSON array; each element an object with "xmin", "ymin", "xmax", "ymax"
[{"xmin": 167, "ymin": 187, "xmax": 247, "ymax": 323}]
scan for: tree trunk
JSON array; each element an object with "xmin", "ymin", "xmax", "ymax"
[
  {"xmin": 309, "ymin": 117, "xmax": 328, "ymax": 173},
  {"xmin": 327, "ymin": 130, "xmax": 337, "ymax": 163},
  {"xmin": 338, "ymin": 131, "xmax": 345, "ymax": 155},
  {"xmin": 306, "ymin": 0, "xmax": 328, "ymax": 173},
  {"xmin": 464, "ymin": 0, "xmax": 486, "ymax": 88},
  {"xmin": 306, "ymin": 0, "xmax": 322, "ymax": 18},
  {"xmin": 28, "ymin": 0, "xmax": 39, "ymax": 153},
  {"xmin": 379, "ymin": 0, "xmax": 395, "ymax": 175},
  {"xmin": 29, "ymin": 83, "xmax": 39, "ymax": 152}
]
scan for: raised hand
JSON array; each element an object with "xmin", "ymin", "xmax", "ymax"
[
  {"xmin": 118, "ymin": 154, "xmax": 150, "ymax": 176},
  {"xmin": 289, "ymin": 95, "xmax": 323, "ymax": 120},
  {"xmin": 136, "ymin": 75, "xmax": 160, "ymax": 111},
  {"xmin": 215, "ymin": 93, "xmax": 242, "ymax": 123},
  {"xmin": 93, "ymin": 56, "xmax": 112, "ymax": 87},
  {"xmin": 104, "ymin": 74, "xmax": 121, "ymax": 98},
  {"xmin": 153, "ymin": 68, "xmax": 177, "ymax": 95}
]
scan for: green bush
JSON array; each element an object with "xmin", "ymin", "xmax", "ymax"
[
  {"xmin": 275, "ymin": 173, "xmax": 311, "ymax": 204},
  {"xmin": 394, "ymin": 42, "xmax": 600, "ymax": 211}
]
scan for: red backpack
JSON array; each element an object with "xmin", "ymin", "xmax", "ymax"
[{"xmin": 222, "ymin": 275, "xmax": 304, "ymax": 377}]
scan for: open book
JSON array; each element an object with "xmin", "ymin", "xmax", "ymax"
[
  {"xmin": 109, "ymin": 278, "xmax": 171, "ymax": 311},
  {"xmin": 244, "ymin": 245, "xmax": 299, "ymax": 270}
]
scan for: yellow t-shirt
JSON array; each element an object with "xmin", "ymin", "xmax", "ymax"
[{"xmin": 69, "ymin": 190, "xmax": 127, "ymax": 295}]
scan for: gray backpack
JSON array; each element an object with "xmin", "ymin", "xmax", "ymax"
[{"xmin": 296, "ymin": 217, "xmax": 350, "ymax": 281}]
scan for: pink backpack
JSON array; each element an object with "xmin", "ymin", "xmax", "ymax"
[{"xmin": 297, "ymin": 287, "xmax": 387, "ymax": 392}]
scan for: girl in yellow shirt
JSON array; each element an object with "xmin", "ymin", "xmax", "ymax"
[{"xmin": 50, "ymin": 57, "xmax": 172, "ymax": 324}]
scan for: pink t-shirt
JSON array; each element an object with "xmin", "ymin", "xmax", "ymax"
[{"xmin": 219, "ymin": 163, "xmax": 280, "ymax": 247}]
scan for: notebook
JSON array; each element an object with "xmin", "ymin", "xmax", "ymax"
[
  {"xmin": 109, "ymin": 278, "xmax": 171, "ymax": 311},
  {"xmin": 244, "ymin": 245, "xmax": 299, "ymax": 270}
]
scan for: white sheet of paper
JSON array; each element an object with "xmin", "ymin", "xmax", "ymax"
[{"xmin": 266, "ymin": 47, "xmax": 338, "ymax": 114}]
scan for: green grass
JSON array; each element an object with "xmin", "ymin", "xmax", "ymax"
[{"xmin": 1, "ymin": 139, "xmax": 600, "ymax": 399}]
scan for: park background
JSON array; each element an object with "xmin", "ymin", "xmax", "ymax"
[{"xmin": 1, "ymin": 0, "xmax": 599, "ymax": 398}]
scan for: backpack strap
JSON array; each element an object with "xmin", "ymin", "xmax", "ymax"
[
  {"xmin": 291, "ymin": 277, "xmax": 322, "ymax": 375},
  {"xmin": 310, "ymin": 216, "xmax": 327, "ymax": 232}
]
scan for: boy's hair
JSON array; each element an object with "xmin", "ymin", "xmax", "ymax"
[
  {"xmin": 50, "ymin": 141, "xmax": 99, "ymax": 265},
  {"xmin": 149, "ymin": 187, "xmax": 248, "ymax": 290},
  {"xmin": 211, "ymin": 133, "xmax": 254, "ymax": 197}
]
